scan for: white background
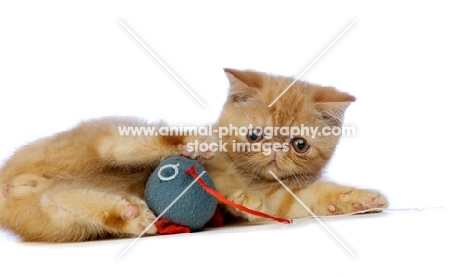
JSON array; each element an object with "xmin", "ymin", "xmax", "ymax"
[{"xmin": 0, "ymin": 1, "xmax": 465, "ymax": 276}]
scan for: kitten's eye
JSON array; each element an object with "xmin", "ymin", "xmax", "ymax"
[
  {"xmin": 291, "ymin": 138, "xmax": 310, "ymax": 153},
  {"xmin": 247, "ymin": 128, "xmax": 263, "ymax": 143}
]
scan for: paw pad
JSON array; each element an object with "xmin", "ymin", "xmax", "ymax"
[
  {"xmin": 124, "ymin": 203, "xmax": 139, "ymax": 219},
  {"xmin": 2, "ymin": 184, "xmax": 11, "ymax": 197}
]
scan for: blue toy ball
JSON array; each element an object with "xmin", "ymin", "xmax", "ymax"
[{"xmin": 144, "ymin": 156, "xmax": 218, "ymax": 231}]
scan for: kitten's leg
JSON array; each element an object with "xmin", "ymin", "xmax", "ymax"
[
  {"xmin": 0, "ymin": 117, "xmax": 195, "ymax": 184},
  {"xmin": 300, "ymin": 181, "xmax": 389, "ymax": 216},
  {"xmin": 96, "ymin": 118, "xmax": 215, "ymax": 167},
  {"xmin": 41, "ymin": 185, "xmax": 158, "ymax": 237},
  {"xmin": 94, "ymin": 118, "xmax": 198, "ymax": 166},
  {"xmin": 1, "ymin": 174, "xmax": 51, "ymax": 198},
  {"xmin": 1, "ymin": 180, "xmax": 157, "ymax": 242},
  {"xmin": 226, "ymin": 181, "xmax": 388, "ymax": 220}
]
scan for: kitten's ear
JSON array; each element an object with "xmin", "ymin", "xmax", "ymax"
[
  {"xmin": 224, "ymin": 68, "xmax": 263, "ymax": 89},
  {"xmin": 223, "ymin": 68, "xmax": 263, "ymax": 104},
  {"xmin": 313, "ymin": 87, "xmax": 356, "ymax": 126}
]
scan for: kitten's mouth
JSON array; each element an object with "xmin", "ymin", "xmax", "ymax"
[{"xmin": 267, "ymin": 160, "xmax": 279, "ymax": 169}]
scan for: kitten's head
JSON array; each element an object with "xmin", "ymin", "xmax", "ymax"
[{"xmin": 217, "ymin": 68, "xmax": 355, "ymax": 187}]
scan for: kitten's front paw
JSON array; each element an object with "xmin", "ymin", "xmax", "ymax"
[
  {"xmin": 227, "ymin": 190, "xmax": 265, "ymax": 221},
  {"xmin": 181, "ymin": 138, "xmax": 216, "ymax": 160},
  {"xmin": 327, "ymin": 189, "xmax": 388, "ymax": 215}
]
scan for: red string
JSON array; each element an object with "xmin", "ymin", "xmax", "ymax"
[
  {"xmin": 156, "ymin": 218, "xmax": 190, "ymax": 234},
  {"xmin": 185, "ymin": 166, "xmax": 292, "ymax": 225}
]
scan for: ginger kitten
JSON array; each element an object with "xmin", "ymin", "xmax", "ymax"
[{"xmin": 0, "ymin": 68, "xmax": 388, "ymax": 242}]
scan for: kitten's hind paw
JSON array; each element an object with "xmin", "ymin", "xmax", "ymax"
[
  {"xmin": 1, "ymin": 174, "xmax": 51, "ymax": 198},
  {"xmin": 120, "ymin": 197, "xmax": 157, "ymax": 236},
  {"xmin": 2, "ymin": 184, "xmax": 12, "ymax": 197}
]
